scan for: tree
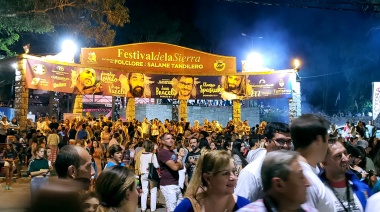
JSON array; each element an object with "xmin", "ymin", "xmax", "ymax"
[{"xmin": 0, "ymin": 0, "xmax": 129, "ymax": 57}]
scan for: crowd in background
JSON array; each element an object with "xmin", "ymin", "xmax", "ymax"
[{"xmin": 2, "ymin": 113, "xmax": 380, "ymax": 211}]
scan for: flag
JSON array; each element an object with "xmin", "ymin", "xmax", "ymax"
[
  {"xmin": 335, "ymin": 92, "xmax": 340, "ymax": 107},
  {"xmin": 355, "ymin": 100, "xmax": 358, "ymax": 110}
]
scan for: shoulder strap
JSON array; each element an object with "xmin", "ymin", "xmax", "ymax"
[{"xmin": 151, "ymin": 153, "xmax": 154, "ymax": 163}]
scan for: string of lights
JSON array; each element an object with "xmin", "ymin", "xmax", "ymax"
[{"xmin": 221, "ymin": 0, "xmax": 380, "ymax": 13}]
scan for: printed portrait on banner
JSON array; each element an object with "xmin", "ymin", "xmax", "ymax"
[
  {"xmin": 172, "ymin": 76, "xmax": 199, "ymax": 100},
  {"xmin": 220, "ymin": 75, "xmax": 253, "ymax": 100},
  {"xmin": 119, "ymin": 73, "xmax": 153, "ymax": 98},
  {"xmin": 71, "ymin": 68, "xmax": 103, "ymax": 95}
]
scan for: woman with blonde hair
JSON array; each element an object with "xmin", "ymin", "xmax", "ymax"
[
  {"xmin": 95, "ymin": 166, "xmax": 139, "ymax": 212},
  {"xmin": 175, "ymin": 149, "xmax": 250, "ymax": 212}
]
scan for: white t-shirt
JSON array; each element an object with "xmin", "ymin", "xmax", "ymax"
[
  {"xmin": 246, "ymin": 148, "xmax": 266, "ymax": 163},
  {"xmin": 139, "ymin": 152, "xmax": 159, "ymax": 174},
  {"xmin": 366, "ymin": 191, "xmax": 380, "ymax": 212},
  {"xmin": 235, "ymin": 149, "xmax": 267, "ymax": 202},
  {"xmin": 237, "ymin": 199, "xmax": 318, "ymax": 212},
  {"xmin": 299, "ymin": 161, "xmax": 335, "ymax": 212},
  {"xmin": 324, "ymin": 182, "xmax": 363, "ymax": 212}
]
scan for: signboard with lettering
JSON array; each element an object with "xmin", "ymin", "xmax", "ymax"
[
  {"xmin": 247, "ymin": 72, "xmax": 293, "ymax": 99},
  {"xmin": 373, "ymin": 82, "xmax": 380, "ymax": 120},
  {"xmin": 80, "ymin": 42, "xmax": 237, "ymax": 75},
  {"xmin": 25, "ymin": 58, "xmax": 293, "ymax": 100},
  {"xmin": 0, "ymin": 107, "xmax": 15, "ymax": 120}
]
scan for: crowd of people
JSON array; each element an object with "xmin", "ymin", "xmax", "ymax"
[{"xmin": 2, "ymin": 113, "xmax": 380, "ymax": 211}]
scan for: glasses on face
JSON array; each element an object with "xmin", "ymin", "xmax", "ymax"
[{"xmin": 272, "ymin": 138, "xmax": 292, "ymax": 147}]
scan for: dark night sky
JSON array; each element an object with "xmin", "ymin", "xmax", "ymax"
[{"xmin": 123, "ymin": 0, "xmax": 380, "ymax": 114}]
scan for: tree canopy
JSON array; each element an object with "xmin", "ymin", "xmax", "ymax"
[{"xmin": 0, "ymin": 0, "xmax": 129, "ymax": 57}]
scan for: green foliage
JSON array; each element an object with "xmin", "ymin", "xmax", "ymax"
[{"xmin": 0, "ymin": 0, "xmax": 129, "ymax": 57}]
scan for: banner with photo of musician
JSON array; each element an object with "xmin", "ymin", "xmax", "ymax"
[
  {"xmin": 219, "ymin": 75, "xmax": 252, "ymax": 100},
  {"xmin": 25, "ymin": 58, "xmax": 293, "ymax": 100},
  {"xmin": 247, "ymin": 72, "xmax": 293, "ymax": 99}
]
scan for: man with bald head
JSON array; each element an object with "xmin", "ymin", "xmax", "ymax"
[
  {"xmin": 29, "ymin": 145, "xmax": 95, "ymax": 211},
  {"xmin": 55, "ymin": 145, "xmax": 95, "ymax": 189}
]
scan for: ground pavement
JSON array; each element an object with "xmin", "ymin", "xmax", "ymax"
[{"xmin": 0, "ymin": 179, "xmax": 167, "ymax": 212}]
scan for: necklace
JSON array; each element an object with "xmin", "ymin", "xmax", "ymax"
[
  {"xmin": 202, "ymin": 194, "xmax": 233, "ymax": 212},
  {"xmin": 324, "ymin": 179, "xmax": 351, "ymax": 212}
]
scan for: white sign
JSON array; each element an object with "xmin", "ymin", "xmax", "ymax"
[
  {"xmin": 372, "ymin": 82, "xmax": 380, "ymax": 120},
  {"xmin": 63, "ymin": 113, "xmax": 82, "ymax": 122}
]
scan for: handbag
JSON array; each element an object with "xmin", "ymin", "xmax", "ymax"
[{"xmin": 148, "ymin": 153, "xmax": 160, "ymax": 183}]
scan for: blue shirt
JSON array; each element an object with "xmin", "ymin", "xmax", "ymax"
[
  {"xmin": 76, "ymin": 129, "xmax": 87, "ymax": 140},
  {"xmin": 104, "ymin": 161, "xmax": 125, "ymax": 169},
  {"xmin": 372, "ymin": 178, "xmax": 380, "ymax": 194},
  {"xmin": 174, "ymin": 195, "xmax": 250, "ymax": 212}
]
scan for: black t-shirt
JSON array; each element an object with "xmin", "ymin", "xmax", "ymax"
[
  {"xmin": 185, "ymin": 149, "xmax": 201, "ymax": 181},
  {"xmin": 68, "ymin": 129, "xmax": 77, "ymax": 140},
  {"xmin": 49, "ymin": 122, "xmax": 59, "ymax": 130},
  {"xmin": 4, "ymin": 149, "xmax": 17, "ymax": 160}
]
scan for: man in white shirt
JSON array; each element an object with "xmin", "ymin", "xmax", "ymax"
[
  {"xmin": 237, "ymin": 150, "xmax": 317, "ymax": 212},
  {"xmin": 366, "ymin": 192, "xmax": 380, "ymax": 212},
  {"xmin": 235, "ymin": 122, "xmax": 291, "ymax": 202},
  {"xmin": 291, "ymin": 114, "xmax": 334, "ymax": 211},
  {"xmin": 245, "ymin": 136, "xmax": 263, "ymax": 163}
]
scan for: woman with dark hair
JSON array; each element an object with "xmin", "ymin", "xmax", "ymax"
[
  {"xmin": 198, "ymin": 137, "xmax": 210, "ymax": 150},
  {"xmin": 139, "ymin": 140, "xmax": 159, "ymax": 212},
  {"xmin": 347, "ymin": 145, "xmax": 367, "ymax": 180},
  {"xmin": 231, "ymin": 139, "xmax": 248, "ymax": 175},
  {"xmin": 9, "ymin": 117, "xmax": 20, "ymax": 135},
  {"xmin": 96, "ymin": 166, "xmax": 139, "ymax": 212},
  {"xmin": 3, "ymin": 144, "xmax": 16, "ymax": 190},
  {"xmin": 223, "ymin": 137, "xmax": 233, "ymax": 155},
  {"xmin": 105, "ymin": 144, "xmax": 124, "ymax": 168}
]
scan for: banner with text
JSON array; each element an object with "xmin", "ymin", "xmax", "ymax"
[
  {"xmin": 25, "ymin": 59, "xmax": 293, "ymax": 100},
  {"xmin": 373, "ymin": 82, "xmax": 380, "ymax": 120},
  {"xmin": 81, "ymin": 42, "xmax": 236, "ymax": 75},
  {"xmin": 247, "ymin": 72, "xmax": 293, "ymax": 99}
]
